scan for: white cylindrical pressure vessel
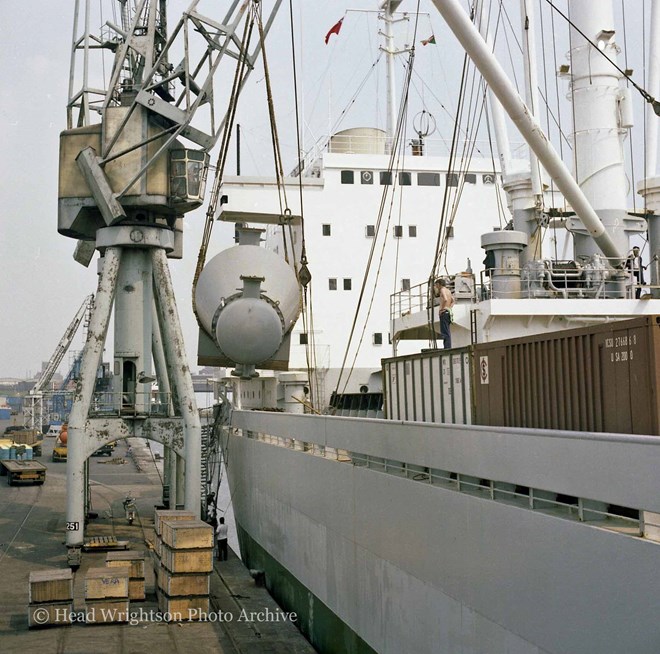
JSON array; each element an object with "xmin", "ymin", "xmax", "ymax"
[
  {"xmin": 215, "ymin": 294, "xmax": 283, "ymax": 364},
  {"xmin": 195, "ymin": 244, "xmax": 301, "ymax": 364}
]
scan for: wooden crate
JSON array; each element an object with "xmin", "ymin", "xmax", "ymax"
[
  {"xmin": 160, "ymin": 520, "xmax": 213, "ymax": 549},
  {"xmin": 154, "ymin": 534, "xmax": 164, "ymax": 560},
  {"xmin": 154, "ymin": 509, "xmax": 195, "ymax": 536},
  {"xmin": 160, "ymin": 543, "xmax": 213, "ymax": 574},
  {"xmin": 85, "ymin": 598, "xmax": 129, "ymax": 624},
  {"xmin": 129, "ymin": 578, "xmax": 146, "ymax": 601},
  {"xmin": 157, "ymin": 565, "xmax": 210, "ymax": 596},
  {"xmin": 85, "ymin": 566, "xmax": 130, "ymax": 599},
  {"xmin": 156, "ymin": 590, "xmax": 209, "ymax": 618},
  {"xmin": 105, "ymin": 550, "xmax": 145, "ymax": 578},
  {"xmin": 29, "ymin": 568, "xmax": 73, "ymax": 604},
  {"xmin": 28, "ymin": 601, "xmax": 73, "ymax": 629}
]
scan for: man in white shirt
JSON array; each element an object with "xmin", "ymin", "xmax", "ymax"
[{"xmin": 216, "ymin": 517, "xmax": 228, "ymax": 561}]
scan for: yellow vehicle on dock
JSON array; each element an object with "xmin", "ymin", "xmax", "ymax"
[{"xmin": 52, "ymin": 425, "xmax": 68, "ymax": 462}]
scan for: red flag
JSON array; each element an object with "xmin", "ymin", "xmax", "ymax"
[
  {"xmin": 421, "ymin": 35, "xmax": 436, "ymax": 46},
  {"xmin": 324, "ymin": 18, "xmax": 344, "ymax": 45}
]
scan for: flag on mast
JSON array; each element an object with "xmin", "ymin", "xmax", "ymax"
[
  {"xmin": 421, "ymin": 35, "xmax": 436, "ymax": 46},
  {"xmin": 325, "ymin": 17, "xmax": 344, "ymax": 44}
]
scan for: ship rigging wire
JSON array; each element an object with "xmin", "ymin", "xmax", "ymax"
[
  {"xmin": 332, "ymin": 2, "xmax": 423, "ymax": 401},
  {"xmin": 191, "ymin": 6, "xmax": 256, "ymax": 320}
]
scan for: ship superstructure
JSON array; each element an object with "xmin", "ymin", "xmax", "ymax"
[{"xmin": 201, "ymin": 1, "xmax": 660, "ymax": 653}]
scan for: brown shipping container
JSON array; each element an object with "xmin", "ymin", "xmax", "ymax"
[{"xmin": 473, "ymin": 315, "xmax": 660, "ymax": 435}]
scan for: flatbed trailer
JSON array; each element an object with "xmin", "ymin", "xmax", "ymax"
[{"xmin": 0, "ymin": 460, "xmax": 47, "ymax": 485}]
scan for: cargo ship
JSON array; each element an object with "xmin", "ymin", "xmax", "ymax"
[
  {"xmin": 50, "ymin": 0, "xmax": 660, "ymax": 652},
  {"xmin": 203, "ymin": 2, "xmax": 660, "ymax": 653}
]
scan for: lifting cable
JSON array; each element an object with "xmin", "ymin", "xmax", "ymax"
[
  {"xmin": 191, "ymin": 7, "xmax": 256, "ymax": 320},
  {"xmin": 333, "ymin": 4, "xmax": 422, "ymax": 400},
  {"xmin": 427, "ymin": 50, "xmax": 470, "ymax": 332},
  {"xmin": 286, "ymin": 0, "xmax": 318, "ymax": 408}
]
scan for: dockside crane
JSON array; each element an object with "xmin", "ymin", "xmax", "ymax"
[
  {"xmin": 59, "ymin": 0, "xmax": 283, "ymax": 565},
  {"xmin": 23, "ymin": 295, "xmax": 94, "ymax": 433}
]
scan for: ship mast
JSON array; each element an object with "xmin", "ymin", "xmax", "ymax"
[{"xmin": 380, "ymin": 0, "xmax": 403, "ymax": 151}]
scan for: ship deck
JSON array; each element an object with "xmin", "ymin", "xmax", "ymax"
[{"xmin": 0, "ymin": 427, "xmax": 315, "ymax": 654}]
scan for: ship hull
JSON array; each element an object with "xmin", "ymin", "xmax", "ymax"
[{"xmin": 225, "ymin": 410, "xmax": 660, "ymax": 654}]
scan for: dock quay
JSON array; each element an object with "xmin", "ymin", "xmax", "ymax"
[{"xmin": 0, "ymin": 431, "xmax": 315, "ymax": 654}]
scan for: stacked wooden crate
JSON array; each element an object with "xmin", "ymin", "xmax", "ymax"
[
  {"xmin": 153, "ymin": 509, "xmax": 195, "ymax": 561},
  {"xmin": 106, "ymin": 551, "xmax": 145, "ymax": 601},
  {"xmin": 28, "ymin": 568, "xmax": 73, "ymax": 628},
  {"xmin": 84, "ymin": 566, "xmax": 130, "ymax": 623},
  {"xmin": 154, "ymin": 512, "xmax": 213, "ymax": 618}
]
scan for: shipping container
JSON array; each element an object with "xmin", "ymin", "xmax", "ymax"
[
  {"xmin": 473, "ymin": 315, "xmax": 660, "ymax": 435},
  {"xmin": 382, "ymin": 316, "xmax": 660, "ymax": 436},
  {"xmin": 383, "ymin": 347, "xmax": 473, "ymax": 424}
]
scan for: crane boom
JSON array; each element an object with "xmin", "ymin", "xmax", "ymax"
[
  {"xmin": 23, "ymin": 295, "xmax": 94, "ymax": 431},
  {"xmin": 31, "ymin": 295, "xmax": 94, "ymax": 394}
]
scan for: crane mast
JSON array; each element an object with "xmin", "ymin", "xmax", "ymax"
[{"xmin": 59, "ymin": 0, "xmax": 283, "ymax": 563}]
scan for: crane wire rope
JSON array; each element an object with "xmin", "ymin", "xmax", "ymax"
[
  {"xmin": 191, "ymin": 7, "xmax": 256, "ymax": 320},
  {"xmin": 286, "ymin": 0, "xmax": 319, "ymax": 409},
  {"xmin": 332, "ymin": 3, "xmax": 422, "ymax": 400}
]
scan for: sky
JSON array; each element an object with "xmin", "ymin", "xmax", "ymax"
[{"xmin": 0, "ymin": 0, "xmax": 654, "ymax": 380}]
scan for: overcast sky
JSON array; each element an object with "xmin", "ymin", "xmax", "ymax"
[{"xmin": 0, "ymin": 0, "xmax": 654, "ymax": 380}]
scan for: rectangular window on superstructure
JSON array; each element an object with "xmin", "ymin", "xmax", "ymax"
[
  {"xmin": 447, "ymin": 173, "xmax": 459, "ymax": 186},
  {"xmin": 408, "ymin": 225, "xmax": 417, "ymax": 237},
  {"xmin": 343, "ymin": 278, "xmax": 352, "ymax": 290},
  {"xmin": 398, "ymin": 172, "xmax": 411, "ymax": 186},
  {"xmin": 365, "ymin": 225, "xmax": 376, "ymax": 238},
  {"xmin": 360, "ymin": 171, "xmax": 374, "ymax": 184},
  {"xmin": 393, "ymin": 225, "xmax": 403, "ymax": 238},
  {"xmin": 401, "ymin": 279, "xmax": 411, "ymax": 291},
  {"xmin": 373, "ymin": 333, "xmax": 383, "ymax": 345},
  {"xmin": 417, "ymin": 172, "xmax": 440, "ymax": 186},
  {"xmin": 299, "ymin": 333, "xmax": 308, "ymax": 345},
  {"xmin": 465, "ymin": 173, "xmax": 477, "ymax": 184},
  {"xmin": 329, "ymin": 278, "xmax": 337, "ymax": 291},
  {"xmin": 380, "ymin": 171, "xmax": 392, "ymax": 185},
  {"xmin": 322, "ymin": 224, "xmax": 331, "ymax": 236},
  {"xmin": 482, "ymin": 173, "xmax": 496, "ymax": 185},
  {"xmin": 341, "ymin": 170, "xmax": 354, "ymax": 184}
]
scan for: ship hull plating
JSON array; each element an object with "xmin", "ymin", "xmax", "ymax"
[{"xmin": 225, "ymin": 411, "xmax": 660, "ymax": 654}]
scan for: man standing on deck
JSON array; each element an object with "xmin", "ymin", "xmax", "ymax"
[
  {"xmin": 626, "ymin": 246, "xmax": 646, "ymax": 298},
  {"xmin": 216, "ymin": 517, "xmax": 228, "ymax": 561},
  {"xmin": 434, "ymin": 278, "xmax": 455, "ymax": 349}
]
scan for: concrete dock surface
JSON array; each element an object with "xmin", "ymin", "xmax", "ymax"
[{"xmin": 0, "ymin": 434, "xmax": 315, "ymax": 654}]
